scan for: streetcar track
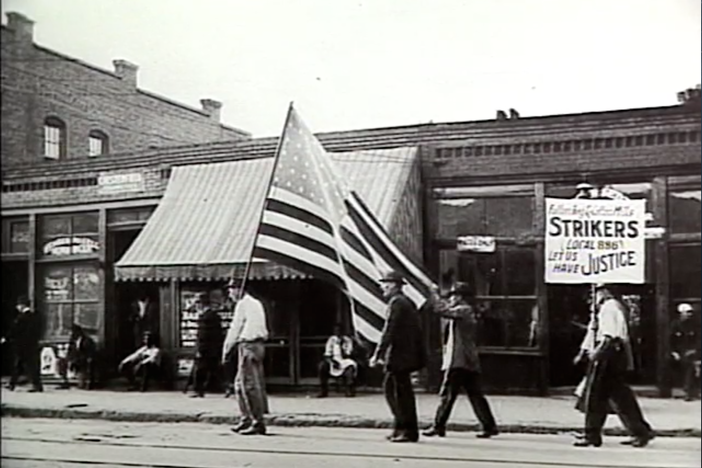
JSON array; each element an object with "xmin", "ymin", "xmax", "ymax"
[{"xmin": 1, "ymin": 436, "xmax": 686, "ymax": 468}]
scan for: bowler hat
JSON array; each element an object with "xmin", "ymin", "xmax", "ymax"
[
  {"xmin": 448, "ymin": 282, "xmax": 474, "ymax": 298},
  {"xmin": 379, "ymin": 270, "xmax": 406, "ymax": 284}
]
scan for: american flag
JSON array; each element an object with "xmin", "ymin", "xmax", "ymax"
[{"xmin": 251, "ymin": 105, "xmax": 435, "ymax": 344}]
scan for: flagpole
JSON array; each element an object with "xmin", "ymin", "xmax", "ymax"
[{"xmin": 236, "ymin": 101, "xmax": 295, "ymax": 301}]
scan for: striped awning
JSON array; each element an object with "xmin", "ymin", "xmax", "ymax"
[{"xmin": 114, "ymin": 147, "xmax": 418, "ymax": 281}]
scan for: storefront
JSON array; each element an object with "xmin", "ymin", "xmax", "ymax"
[{"xmin": 427, "ymin": 172, "xmax": 701, "ymax": 396}]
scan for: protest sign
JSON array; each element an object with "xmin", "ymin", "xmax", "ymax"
[{"xmin": 545, "ymin": 198, "xmax": 646, "ymax": 284}]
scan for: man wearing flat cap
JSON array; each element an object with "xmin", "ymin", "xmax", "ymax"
[
  {"xmin": 575, "ymin": 284, "xmax": 654, "ymax": 448},
  {"xmin": 423, "ymin": 282, "xmax": 499, "ymax": 439},
  {"xmin": 370, "ymin": 270, "xmax": 426, "ymax": 443}
]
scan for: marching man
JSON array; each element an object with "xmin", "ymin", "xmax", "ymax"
[{"xmin": 575, "ymin": 284, "xmax": 654, "ymax": 448}]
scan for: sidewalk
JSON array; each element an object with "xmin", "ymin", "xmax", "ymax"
[{"xmin": 2, "ymin": 387, "xmax": 700, "ymax": 437}]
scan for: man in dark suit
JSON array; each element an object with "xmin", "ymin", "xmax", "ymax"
[
  {"xmin": 423, "ymin": 282, "xmax": 499, "ymax": 439},
  {"xmin": 190, "ymin": 292, "xmax": 223, "ymax": 398},
  {"xmin": 370, "ymin": 271, "xmax": 426, "ymax": 443},
  {"xmin": 130, "ymin": 293, "xmax": 158, "ymax": 351},
  {"xmin": 66, "ymin": 324, "xmax": 97, "ymax": 389},
  {"xmin": 5, "ymin": 296, "xmax": 44, "ymax": 392}
]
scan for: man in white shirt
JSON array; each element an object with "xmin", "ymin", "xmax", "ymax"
[
  {"xmin": 574, "ymin": 284, "xmax": 654, "ymax": 448},
  {"xmin": 222, "ymin": 279, "xmax": 269, "ymax": 436},
  {"xmin": 118, "ymin": 332, "xmax": 161, "ymax": 392}
]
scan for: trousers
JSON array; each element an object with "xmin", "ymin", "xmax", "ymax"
[
  {"xmin": 434, "ymin": 368, "xmax": 497, "ymax": 431},
  {"xmin": 10, "ymin": 345, "xmax": 42, "ymax": 390},
  {"xmin": 583, "ymin": 349, "xmax": 652, "ymax": 442},
  {"xmin": 383, "ymin": 371, "xmax": 418, "ymax": 438},
  {"xmin": 235, "ymin": 342, "xmax": 268, "ymax": 428}
]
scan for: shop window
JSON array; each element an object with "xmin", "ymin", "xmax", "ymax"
[
  {"xmin": 441, "ymin": 247, "xmax": 538, "ymax": 348},
  {"xmin": 40, "ymin": 213, "xmax": 99, "ymax": 257},
  {"xmin": 43, "ymin": 117, "xmax": 66, "ymax": 160},
  {"xmin": 107, "ymin": 207, "xmax": 155, "ymax": 226},
  {"xmin": 435, "ymin": 184, "xmax": 535, "ymax": 239},
  {"xmin": 88, "ymin": 130, "xmax": 109, "ymax": 157},
  {"xmin": 2, "ymin": 218, "xmax": 29, "ymax": 254},
  {"xmin": 42, "ymin": 264, "xmax": 100, "ymax": 341},
  {"xmin": 670, "ymin": 245, "xmax": 701, "ymax": 301},
  {"xmin": 669, "ymin": 175, "xmax": 702, "ymax": 234}
]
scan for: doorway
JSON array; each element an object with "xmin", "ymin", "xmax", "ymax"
[{"xmin": 2, "ymin": 260, "xmax": 29, "ymax": 375}]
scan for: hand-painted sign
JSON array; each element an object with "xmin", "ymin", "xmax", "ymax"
[
  {"xmin": 43, "ymin": 237, "xmax": 99, "ymax": 256},
  {"xmin": 545, "ymin": 198, "xmax": 646, "ymax": 284},
  {"xmin": 457, "ymin": 235, "xmax": 496, "ymax": 253},
  {"xmin": 98, "ymin": 172, "xmax": 145, "ymax": 194}
]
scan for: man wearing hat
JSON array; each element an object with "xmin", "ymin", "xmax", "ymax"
[
  {"xmin": 4, "ymin": 296, "xmax": 44, "ymax": 392},
  {"xmin": 222, "ymin": 279, "xmax": 270, "ymax": 436},
  {"xmin": 190, "ymin": 292, "xmax": 223, "ymax": 398},
  {"xmin": 670, "ymin": 303, "xmax": 700, "ymax": 401},
  {"xmin": 369, "ymin": 270, "xmax": 426, "ymax": 443},
  {"xmin": 423, "ymin": 282, "xmax": 499, "ymax": 439},
  {"xmin": 575, "ymin": 284, "xmax": 654, "ymax": 448}
]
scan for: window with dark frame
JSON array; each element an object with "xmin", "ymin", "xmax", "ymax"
[
  {"xmin": 40, "ymin": 213, "xmax": 99, "ymax": 257},
  {"xmin": 44, "ymin": 117, "xmax": 66, "ymax": 160},
  {"xmin": 88, "ymin": 130, "xmax": 109, "ymax": 157},
  {"xmin": 42, "ymin": 264, "xmax": 100, "ymax": 341}
]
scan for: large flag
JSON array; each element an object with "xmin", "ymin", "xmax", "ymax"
[{"xmin": 251, "ymin": 105, "xmax": 435, "ymax": 344}]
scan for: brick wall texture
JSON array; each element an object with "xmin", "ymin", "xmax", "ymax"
[{"xmin": 1, "ymin": 23, "xmax": 249, "ymax": 167}]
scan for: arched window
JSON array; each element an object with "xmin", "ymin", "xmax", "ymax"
[
  {"xmin": 88, "ymin": 130, "xmax": 109, "ymax": 157},
  {"xmin": 44, "ymin": 117, "xmax": 66, "ymax": 160}
]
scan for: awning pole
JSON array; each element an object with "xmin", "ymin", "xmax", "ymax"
[{"xmin": 236, "ymin": 101, "xmax": 295, "ymax": 299}]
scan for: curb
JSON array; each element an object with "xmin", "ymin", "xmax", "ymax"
[{"xmin": 2, "ymin": 405, "xmax": 700, "ymax": 438}]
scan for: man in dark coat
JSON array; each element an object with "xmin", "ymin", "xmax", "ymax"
[
  {"xmin": 130, "ymin": 293, "xmax": 158, "ymax": 351},
  {"xmin": 58, "ymin": 324, "xmax": 97, "ymax": 390},
  {"xmin": 5, "ymin": 296, "xmax": 44, "ymax": 392},
  {"xmin": 370, "ymin": 271, "xmax": 426, "ymax": 443},
  {"xmin": 191, "ymin": 292, "xmax": 223, "ymax": 398},
  {"xmin": 423, "ymin": 282, "xmax": 499, "ymax": 438},
  {"xmin": 670, "ymin": 303, "xmax": 700, "ymax": 401}
]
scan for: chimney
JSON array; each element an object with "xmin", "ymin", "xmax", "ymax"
[
  {"xmin": 200, "ymin": 99, "xmax": 222, "ymax": 122},
  {"xmin": 496, "ymin": 110, "xmax": 508, "ymax": 121},
  {"xmin": 6, "ymin": 12, "xmax": 34, "ymax": 45},
  {"xmin": 509, "ymin": 108, "xmax": 520, "ymax": 119},
  {"xmin": 113, "ymin": 59, "xmax": 139, "ymax": 87}
]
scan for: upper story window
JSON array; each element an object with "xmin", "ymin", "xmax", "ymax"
[
  {"xmin": 88, "ymin": 130, "xmax": 109, "ymax": 157},
  {"xmin": 44, "ymin": 117, "xmax": 66, "ymax": 160}
]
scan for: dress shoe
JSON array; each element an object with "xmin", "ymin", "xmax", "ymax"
[
  {"xmin": 316, "ymin": 392, "xmax": 328, "ymax": 398},
  {"xmin": 390, "ymin": 434, "xmax": 418, "ymax": 443},
  {"xmin": 231, "ymin": 421, "xmax": 252, "ymax": 433},
  {"xmin": 476, "ymin": 429, "xmax": 499, "ymax": 439},
  {"xmin": 239, "ymin": 425, "xmax": 266, "ymax": 436},
  {"xmin": 621, "ymin": 433, "xmax": 655, "ymax": 448},
  {"xmin": 189, "ymin": 393, "xmax": 204, "ymax": 398},
  {"xmin": 27, "ymin": 387, "xmax": 43, "ymax": 393},
  {"xmin": 573, "ymin": 438, "xmax": 602, "ymax": 447},
  {"xmin": 422, "ymin": 426, "xmax": 446, "ymax": 437}
]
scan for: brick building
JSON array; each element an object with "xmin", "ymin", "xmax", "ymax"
[
  {"xmin": 2, "ymin": 36, "xmax": 699, "ymax": 395},
  {"xmin": 1, "ymin": 12, "xmax": 249, "ymax": 168}
]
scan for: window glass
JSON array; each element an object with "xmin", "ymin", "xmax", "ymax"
[
  {"xmin": 88, "ymin": 131, "xmax": 108, "ymax": 157},
  {"xmin": 504, "ymin": 249, "xmax": 536, "ymax": 296},
  {"xmin": 434, "ymin": 184, "xmax": 535, "ymax": 239},
  {"xmin": 40, "ymin": 213, "xmax": 99, "ymax": 257},
  {"xmin": 670, "ymin": 245, "xmax": 701, "ymax": 300},
  {"xmin": 669, "ymin": 174, "xmax": 701, "ymax": 235},
  {"xmin": 459, "ymin": 253, "xmax": 503, "ymax": 296},
  {"xmin": 44, "ymin": 118, "xmax": 65, "ymax": 160},
  {"xmin": 10, "ymin": 221, "xmax": 29, "ymax": 253},
  {"xmin": 476, "ymin": 299, "xmax": 539, "ymax": 348},
  {"xmin": 41, "ymin": 264, "xmax": 100, "ymax": 341}
]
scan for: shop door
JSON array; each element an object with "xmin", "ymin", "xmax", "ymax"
[{"xmin": 256, "ymin": 281, "xmax": 296, "ymax": 385}]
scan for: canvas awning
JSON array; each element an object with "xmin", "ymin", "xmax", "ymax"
[{"xmin": 114, "ymin": 146, "xmax": 419, "ymax": 281}]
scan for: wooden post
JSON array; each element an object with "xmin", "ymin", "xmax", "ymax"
[
  {"xmin": 534, "ymin": 182, "xmax": 549, "ymax": 396},
  {"xmin": 652, "ymin": 177, "xmax": 671, "ymax": 397}
]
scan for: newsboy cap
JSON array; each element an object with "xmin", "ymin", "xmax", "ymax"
[{"xmin": 379, "ymin": 270, "xmax": 406, "ymax": 284}]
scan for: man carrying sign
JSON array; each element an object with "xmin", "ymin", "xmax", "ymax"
[{"xmin": 574, "ymin": 284, "xmax": 654, "ymax": 448}]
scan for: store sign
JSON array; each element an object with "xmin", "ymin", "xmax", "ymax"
[
  {"xmin": 545, "ymin": 198, "xmax": 646, "ymax": 284},
  {"xmin": 43, "ymin": 237, "xmax": 99, "ymax": 256},
  {"xmin": 457, "ymin": 235, "xmax": 496, "ymax": 253},
  {"xmin": 98, "ymin": 172, "xmax": 145, "ymax": 194}
]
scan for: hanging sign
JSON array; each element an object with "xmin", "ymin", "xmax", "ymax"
[
  {"xmin": 545, "ymin": 198, "xmax": 646, "ymax": 284},
  {"xmin": 457, "ymin": 235, "xmax": 496, "ymax": 253}
]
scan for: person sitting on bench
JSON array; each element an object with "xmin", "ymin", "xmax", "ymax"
[
  {"xmin": 317, "ymin": 324, "xmax": 358, "ymax": 398},
  {"xmin": 118, "ymin": 332, "xmax": 161, "ymax": 392}
]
